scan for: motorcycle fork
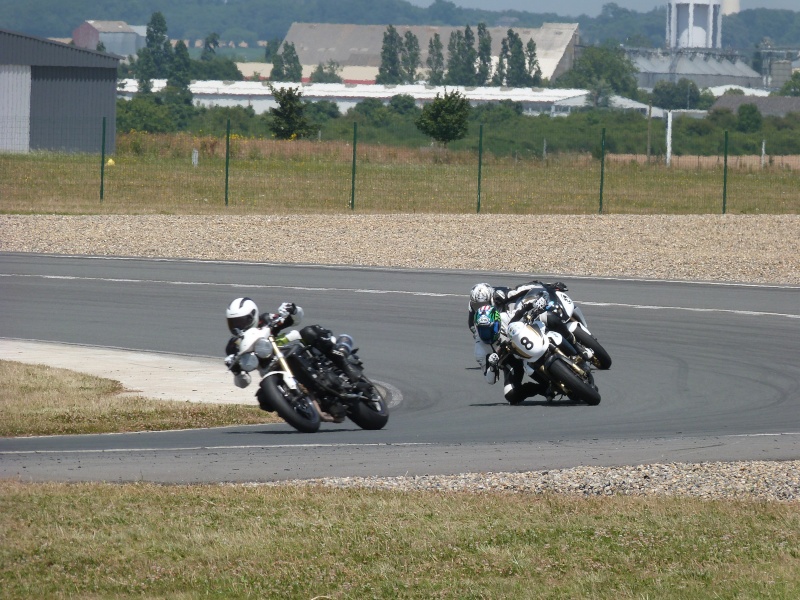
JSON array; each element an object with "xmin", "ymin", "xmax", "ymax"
[{"xmin": 551, "ymin": 347, "xmax": 589, "ymax": 378}]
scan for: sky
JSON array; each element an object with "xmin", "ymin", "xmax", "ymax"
[{"xmin": 405, "ymin": 0, "xmax": 799, "ymax": 17}]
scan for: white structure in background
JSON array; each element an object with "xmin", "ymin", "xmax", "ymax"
[
  {"xmin": 721, "ymin": 0, "xmax": 740, "ymax": 15},
  {"xmin": 667, "ymin": 0, "xmax": 722, "ymax": 49}
]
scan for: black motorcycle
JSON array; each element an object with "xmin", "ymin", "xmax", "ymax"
[{"xmin": 228, "ymin": 328, "xmax": 389, "ymax": 433}]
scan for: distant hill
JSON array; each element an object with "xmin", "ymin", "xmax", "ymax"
[{"xmin": 2, "ymin": 0, "xmax": 797, "ymax": 53}]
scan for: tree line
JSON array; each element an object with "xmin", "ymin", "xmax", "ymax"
[{"xmin": 6, "ymin": 0, "xmax": 799, "ymax": 57}]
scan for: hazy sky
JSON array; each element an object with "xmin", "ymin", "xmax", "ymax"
[{"xmin": 405, "ymin": 0, "xmax": 798, "ymax": 17}]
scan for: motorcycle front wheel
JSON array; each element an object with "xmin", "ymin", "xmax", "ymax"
[
  {"xmin": 573, "ymin": 327, "xmax": 612, "ymax": 370},
  {"xmin": 547, "ymin": 359, "xmax": 601, "ymax": 406},
  {"xmin": 347, "ymin": 378, "xmax": 390, "ymax": 430},
  {"xmin": 258, "ymin": 374, "xmax": 321, "ymax": 433}
]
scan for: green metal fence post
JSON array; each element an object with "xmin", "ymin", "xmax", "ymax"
[
  {"xmin": 224, "ymin": 118, "xmax": 231, "ymax": 206},
  {"xmin": 100, "ymin": 116, "xmax": 106, "ymax": 201},
  {"xmin": 599, "ymin": 127, "xmax": 606, "ymax": 214},
  {"xmin": 722, "ymin": 130, "xmax": 728, "ymax": 215},
  {"xmin": 477, "ymin": 123, "xmax": 483, "ymax": 214},
  {"xmin": 350, "ymin": 122, "xmax": 357, "ymax": 211}
]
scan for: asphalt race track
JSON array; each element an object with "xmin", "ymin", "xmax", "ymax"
[{"xmin": 1, "ymin": 252, "xmax": 799, "ymax": 483}]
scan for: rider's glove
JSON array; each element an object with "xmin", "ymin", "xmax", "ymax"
[
  {"xmin": 224, "ymin": 354, "xmax": 236, "ymax": 368},
  {"xmin": 278, "ymin": 302, "xmax": 296, "ymax": 317},
  {"xmin": 551, "ymin": 281, "xmax": 568, "ymax": 291},
  {"xmin": 487, "ymin": 352, "xmax": 500, "ymax": 368}
]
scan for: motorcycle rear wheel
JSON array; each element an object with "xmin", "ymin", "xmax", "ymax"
[
  {"xmin": 259, "ymin": 374, "xmax": 321, "ymax": 433},
  {"xmin": 347, "ymin": 379, "xmax": 390, "ymax": 430},
  {"xmin": 548, "ymin": 359, "xmax": 601, "ymax": 406},
  {"xmin": 573, "ymin": 327, "xmax": 612, "ymax": 370}
]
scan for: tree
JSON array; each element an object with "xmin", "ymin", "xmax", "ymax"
[
  {"xmin": 376, "ymin": 25, "xmax": 403, "ymax": 85},
  {"xmin": 144, "ymin": 12, "xmax": 172, "ymax": 79},
  {"xmin": 400, "ymin": 30, "xmax": 421, "ymax": 83},
  {"xmin": 737, "ymin": 103, "xmax": 762, "ymax": 133},
  {"xmin": 426, "ymin": 33, "xmax": 445, "ymax": 86},
  {"xmin": 201, "ymin": 33, "xmax": 219, "ymax": 61},
  {"xmin": 268, "ymin": 85, "xmax": 312, "ymax": 139},
  {"xmin": 264, "ymin": 38, "xmax": 282, "ymax": 63},
  {"xmin": 389, "ymin": 94, "xmax": 418, "ymax": 116},
  {"xmin": 415, "ymin": 89, "xmax": 471, "ymax": 146},
  {"xmin": 476, "ymin": 23, "xmax": 492, "ymax": 86},
  {"xmin": 281, "ymin": 42, "xmax": 302, "ymax": 82},
  {"xmin": 309, "ymin": 60, "xmax": 343, "ymax": 83},
  {"xmin": 778, "ymin": 71, "xmax": 800, "ymax": 96},
  {"xmin": 554, "ymin": 44, "xmax": 639, "ymax": 99},
  {"xmin": 270, "ymin": 42, "xmax": 302, "ymax": 82},
  {"xmin": 491, "ymin": 37, "xmax": 508, "ymax": 86},
  {"xmin": 444, "ymin": 26, "xmax": 477, "ymax": 86},
  {"xmin": 652, "ymin": 78, "xmax": 701, "ymax": 109},
  {"xmin": 504, "ymin": 30, "xmax": 528, "ymax": 87},
  {"xmin": 491, "ymin": 29, "xmax": 539, "ymax": 88},
  {"xmin": 525, "ymin": 39, "xmax": 542, "ymax": 86}
]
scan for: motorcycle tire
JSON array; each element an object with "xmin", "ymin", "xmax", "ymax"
[
  {"xmin": 259, "ymin": 374, "xmax": 321, "ymax": 433},
  {"xmin": 547, "ymin": 358, "xmax": 601, "ymax": 406},
  {"xmin": 347, "ymin": 379, "xmax": 390, "ymax": 430},
  {"xmin": 573, "ymin": 327, "xmax": 612, "ymax": 370}
]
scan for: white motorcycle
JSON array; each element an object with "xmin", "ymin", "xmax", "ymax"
[
  {"xmin": 519, "ymin": 283, "xmax": 612, "ymax": 370},
  {"xmin": 498, "ymin": 303, "xmax": 602, "ymax": 406}
]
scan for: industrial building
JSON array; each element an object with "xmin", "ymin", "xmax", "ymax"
[
  {"xmin": 0, "ymin": 28, "xmax": 119, "ymax": 153},
  {"xmin": 72, "ymin": 20, "xmax": 146, "ymax": 59},
  {"xmin": 629, "ymin": 0, "xmax": 761, "ymax": 91},
  {"xmin": 117, "ymin": 79, "xmax": 592, "ymax": 118},
  {"xmin": 281, "ymin": 22, "xmax": 580, "ymax": 84}
]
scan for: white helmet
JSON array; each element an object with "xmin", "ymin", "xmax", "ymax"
[
  {"xmin": 226, "ymin": 297, "xmax": 259, "ymax": 334},
  {"xmin": 470, "ymin": 283, "xmax": 494, "ymax": 311}
]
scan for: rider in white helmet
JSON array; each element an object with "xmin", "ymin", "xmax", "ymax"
[
  {"xmin": 468, "ymin": 280, "xmax": 545, "ymax": 369},
  {"xmin": 225, "ymin": 297, "xmax": 305, "ymax": 388},
  {"xmin": 224, "ymin": 297, "xmax": 360, "ymax": 388}
]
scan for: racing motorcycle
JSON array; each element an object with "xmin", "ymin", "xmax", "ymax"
[
  {"xmin": 519, "ymin": 283, "xmax": 612, "ymax": 370},
  {"xmin": 497, "ymin": 302, "xmax": 602, "ymax": 406},
  {"xmin": 227, "ymin": 327, "xmax": 389, "ymax": 433}
]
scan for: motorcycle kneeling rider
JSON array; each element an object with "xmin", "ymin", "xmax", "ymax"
[
  {"xmin": 469, "ymin": 279, "xmax": 589, "ymax": 368},
  {"xmin": 474, "ymin": 303, "xmax": 548, "ymax": 405},
  {"xmin": 224, "ymin": 297, "xmax": 362, "ymax": 390}
]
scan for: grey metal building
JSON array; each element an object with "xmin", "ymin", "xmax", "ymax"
[{"xmin": 0, "ymin": 28, "xmax": 120, "ymax": 153}]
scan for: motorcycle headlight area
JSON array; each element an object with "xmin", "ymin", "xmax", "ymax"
[{"xmin": 238, "ymin": 352, "xmax": 260, "ymax": 372}]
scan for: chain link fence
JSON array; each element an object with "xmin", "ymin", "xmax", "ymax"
[{"xmin": 1, "ymin": 116, "xmax": 798, "ymax": 215}]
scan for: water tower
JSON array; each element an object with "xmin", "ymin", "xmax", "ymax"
[{"xmin": 666, "ymin": 0, "xmax": 722, "ymax": 49}]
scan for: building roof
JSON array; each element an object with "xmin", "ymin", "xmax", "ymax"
[
  {"xmin": 283, "ymin": 22, "xmax": 580, "ymax": 82},
  {"xmin": 711, "ymin": 95, "xmax": 800, "ymax": 117},
  {"xmin": 0, "ymin": 28, "xmax": 120, "ymax": 68},
  {"xmin": 83, "ymin": 20, "xmax": 136, "ymax": 34}
]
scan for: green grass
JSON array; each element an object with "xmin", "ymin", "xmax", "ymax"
[
  {"xmin": 2, "ymin": 136, "xmax": 797, "ymax": 215},
  {"xmin": 1, "ymin": 481, "xmax": 799, "ymax": 599}
]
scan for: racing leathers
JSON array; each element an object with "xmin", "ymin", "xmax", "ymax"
[{"xmin": 477, "ymin": 298, "xmax": 550, "ymax": 405}]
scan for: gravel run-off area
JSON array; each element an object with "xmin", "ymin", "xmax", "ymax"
[
  {"xmin": 1, "ymin": 214, "xmax": 798, "ymax": 284},
  {"xmin": 1, "ymin": 213, "xmax": 799, "ymax": 500}
]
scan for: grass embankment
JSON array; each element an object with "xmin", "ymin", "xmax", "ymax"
[
  {"xmin": 2, "ymin": 135, "xmax": 798, "ymax": 215},
  {"xmin": 2, "ymin": 362, "xmax": 800, "ymax": 597},
  {"xmin": 1, "ymin": 481, "xmax": 799, "ymax": 598},
  {"xmin": 0, "ymin": 360, "xmax": 277, "ymax": 437}
]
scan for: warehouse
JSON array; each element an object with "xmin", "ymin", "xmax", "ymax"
[{"xmin": 0, "ymin": 28, "xmax": 119, "ymax": 153}]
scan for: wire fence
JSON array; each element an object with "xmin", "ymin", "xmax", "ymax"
[{"xmin": 1, "ymin": 117, "xmax": 798, "ymax": 215}]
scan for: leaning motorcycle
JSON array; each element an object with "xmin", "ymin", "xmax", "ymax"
[
  {"xmin": 518, "ymin": 283, "xmax": 612, "ymax": 370},
  {"xmin": 227, "ymin": 327, "xmax": 389, "ymax": 433},
  {"xmin": 497, "ymin": 305, "xmax": 601, "ymax": 406}
]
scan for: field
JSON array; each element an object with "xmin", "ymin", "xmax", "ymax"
[{"xmin": 2, "ymin": 133, "xmax": 798, "ymax": 215}]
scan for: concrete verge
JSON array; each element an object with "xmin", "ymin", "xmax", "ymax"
[{"xmin": 0, "ymin": 339, "xmax": 252, "ymax": 405}]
